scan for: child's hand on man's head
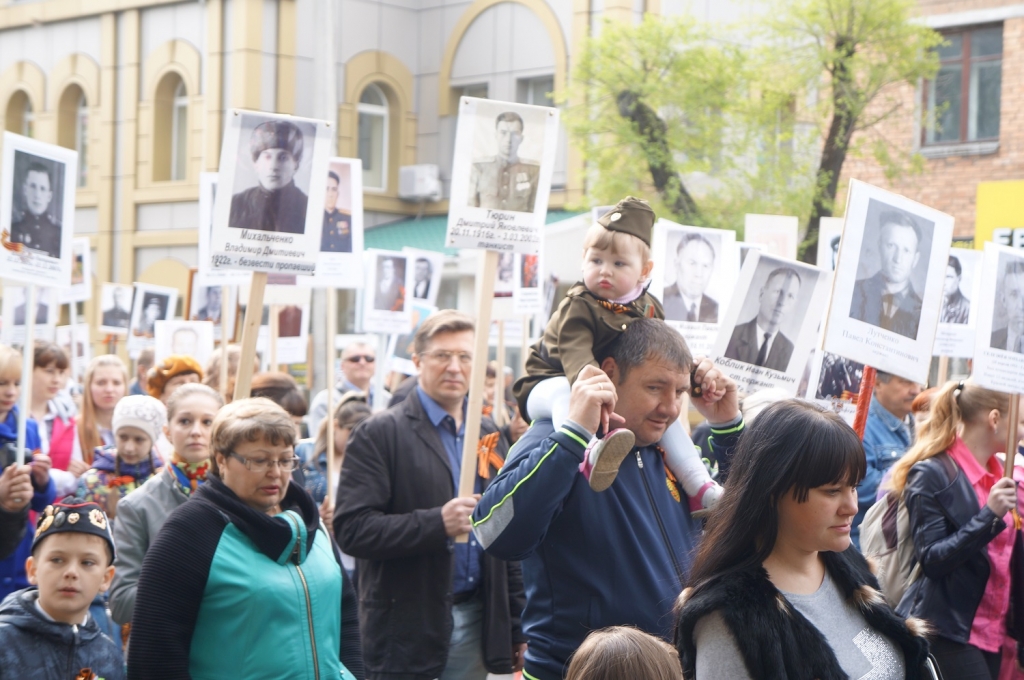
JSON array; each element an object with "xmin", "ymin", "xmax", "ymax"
[
  {"xmin": 0, "ymin": 463, "xmax": 32, "ymax": 512},
  {"xmin": 30, "ymin": 453, "xmax": 52, "ymax": 488}
]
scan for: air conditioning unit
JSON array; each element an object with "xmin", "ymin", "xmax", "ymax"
[{"xmin": 398, "ymin": 164, "xmax": 442, "ymax": 202}]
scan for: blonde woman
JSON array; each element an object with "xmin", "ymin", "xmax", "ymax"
[
  {"xmin": 891, "ymin": 380, "xmax": 1024, "ymax": 680},
  {"xmin": 74, "ymin": 355, "xmax": 129, "ymax": 465}
]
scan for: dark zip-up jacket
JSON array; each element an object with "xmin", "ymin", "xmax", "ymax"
[
  {"xmin": 472, "ymin": 417, "xmax": 743, "ymax": 680},
  {"xmin": 128, "ymin": 476, "xmax": 363, "ymax": 679},
  {"xmin": 897, "ymin": 451, "xmax": 1019, "ymax": 645},
  {"xmin": 0, "ymin": 587, "xmax": 125, "ymax": 680}
]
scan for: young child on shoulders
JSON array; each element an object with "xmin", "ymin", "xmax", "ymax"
[
  {"xmin": 75, "ymin": 395, "xmax": 167, "ymax": 522},
  {"xmin": 0, "ymin": 498, "xmax": 124, "ymax": 680},
  {"xmin": 565, "ymin": 626, "xmax": 682, "ymax": 680},
  {"xmin": 514, "ymin": 196, "xmax": 721, "ymax": 511}
]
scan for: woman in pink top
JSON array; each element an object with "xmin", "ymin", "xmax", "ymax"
[{"xmin": 890, "ymin": 379, "xmax": 1023, "ymax": 680}]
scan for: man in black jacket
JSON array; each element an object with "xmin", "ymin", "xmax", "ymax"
[{"xmin": 335, "ymin": 310, "xmax": 526, "ymax": 680}]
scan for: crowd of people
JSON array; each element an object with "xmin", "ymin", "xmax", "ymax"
[{"xmin": 0, "ymin": 197, "xmax": 1021, "ymax": 680}]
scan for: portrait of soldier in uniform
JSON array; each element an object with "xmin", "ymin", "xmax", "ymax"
[
  {"xmin": 101, "ymin": 286, "xmax": 132, "ymax": 330},
  {"xmin": 940, "ymin": 254, "xmax": 971, "ymax": 325},
  {"xmin": 320, "ymin": 170, "xmax": 352, "ymax": 252},
  {"xmin": 192, "ymin": 286, "xmax": 223, "ymax": 324},
  {"xmin": 724, "ymin": 267, "xmax": 802, "ymax": 372},
  {"xmin": 229, "ymin": 119, "xmax": 310, "ymax": 234},
  {"xmin": 663, "ymin": 233, "xmax": 719, "ymax": 324},
  {"xmin": 991, "ymin": 260, "xmax": 1024, "ymax": 354},
  {"xmin": 134, "ymin": 293, "xmax": 170, "ymax": 338},
  {"xmin": 468, "ymin": 112, "xmax": 539, "ymax": 212},
  {"xmin": 849, "ymin": 208, "xmax": 924, "ymax": 340},
  {"xmin": 10, "ymin": 157, "xmax": 62, "ymax": 258}
]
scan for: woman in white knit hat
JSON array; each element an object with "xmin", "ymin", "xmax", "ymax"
[{"xmin": 73, "ymin": 394, "xmax": 167, "ymax": 522}]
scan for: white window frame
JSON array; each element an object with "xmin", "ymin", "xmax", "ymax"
[
  {"xmin": 76, "ymin": 93, "xmax": 88, "ymax": 187},
  {"xmin": 171, "ymin": 80, "xmax": 188, "ymax": 181},
  {"xmin": 358, "ymin": 84, "xmax": 389, "ymax": 192},
  {"xmin": 21, "ymin": 94, "xmax": 34, "ymax": 138}
]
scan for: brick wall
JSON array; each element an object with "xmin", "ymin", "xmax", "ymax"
[{"xmin": 837, "ymin": 14, "xmax": 1023, "ymax": 239}]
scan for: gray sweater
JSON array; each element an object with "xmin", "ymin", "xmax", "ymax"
[{"xmin": 110, "ymin": 467, "xmax": 189, "ymax": 625}]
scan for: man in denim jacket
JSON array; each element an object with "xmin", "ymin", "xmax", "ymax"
[{"xmin": 853, "ymin": 370, "xmax": 921, "ymax": 546}]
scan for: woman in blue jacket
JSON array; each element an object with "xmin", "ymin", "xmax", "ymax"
[{"xmin": 129, "ymin": 397, "xmax": 363, "ymax": 679}]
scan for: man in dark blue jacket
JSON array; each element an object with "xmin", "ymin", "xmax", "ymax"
[{"xmin": 473, "ymin": 318, "xmax": 744, "ymax": 680}]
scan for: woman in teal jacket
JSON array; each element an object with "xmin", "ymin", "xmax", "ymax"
[{"xmin": 127, "ymin": 398, "xmax": 363, "ymax": 679}]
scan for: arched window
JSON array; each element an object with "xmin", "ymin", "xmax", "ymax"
[
  {"xmin": 58, "ymin": 86, "xmax": 89, "ymax": 187},
  {"xmin": 5, "ymin": 90, "xmax": 34, "ymax": 137},
  {"xmin": 358, "ymin": 84, "xmax": 389, "ymax": 191},
  {"xmin": 153, "ymin": 72, "xmax": 186, "ymax": 181}
]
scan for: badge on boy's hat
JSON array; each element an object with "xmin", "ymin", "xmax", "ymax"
[
  {"xmin": 32, "ymin": 498, "xmax": 115, "ymax": 561},
  {"xmin": 597, "ymin": 196, "xmax": 656, "ymax": 247}
]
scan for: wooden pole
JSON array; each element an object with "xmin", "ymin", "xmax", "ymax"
[
  {"xmin": 233, "ymin": 272, "xmax": 267, "ymax": 401},
  {"xmin": 457, "ymin": 250, "xmax": 498, "ymax": 542},
  {"xmin": 1005, "ymin": 393, "xmax": 1020, "ymax": 479},
  {"xmin": 853, "ymin": 366, "xmax": 877, "ymax": 440},
  {"xmin": 269, "ymin": 304, "xmax": 280, "ymax": 371},
  {"xmin": 493, "ymin": 320, "xmax": 507, "ymax": 427},
  {"xmin": 937, "ymin": 355, "xmax": 950, "ymax": 387},
  {"xmin": 326, "ymin": 288, "xmax": 338, "ymax": 505},
  {"xmin": 16, "ymin": 284, "xmax": 37, "ymax": 464},
  {"xmin": 521, "ymin": 314, "xmax": 529, "ymax": 374},
  {"xmin": 219, "ymin": 286, "xmax": 230, "ymax": 401}
]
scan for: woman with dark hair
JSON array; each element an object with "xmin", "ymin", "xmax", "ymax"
[
  {"xmin": 889, "ymin": 380, "xmax": 1023, "ymax": 680},
  {"xmin": 295, "ymin": 393, "xmax": 371, "ymax": 505},
  {"xmin": 28, "ymin": 341, "xmax": 81, "ymax": 496},
  {"xmin": 675, "ymin": 399, "xmax": 933, "ymax": 680}
]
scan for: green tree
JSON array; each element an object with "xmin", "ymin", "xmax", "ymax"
[{"xmin": 759, "ymin": 0, "xmax": 942, "ymax": 263}]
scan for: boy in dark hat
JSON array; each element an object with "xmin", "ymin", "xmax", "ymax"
[
  {"xmin": 0, "ymin": 499, "xmax": 123, "ymax": 679},
  {"xmin": 229, "ymin": 119, "xmax": 309, "ymax": 234},
  {"xmin": 513, "ymin": 197, "xmax": 722, "ymax": 511}
]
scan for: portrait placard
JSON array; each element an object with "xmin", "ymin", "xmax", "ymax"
[
  {"xmin": 197, "ymin": 173, "xmax": 250, "ymax": 286},
  {"xmin": 58, "ymin": 238, "xmax": 92, "ymax": 304},
  {"xmin": 0, "ymin": 133, "xmax": 77, "ymax": 288},
  {"xmin": 401, "ymin": 248, "xmax": 443, "ymax": 308},
  {"xmin": 255, "ymin": 304, "xmax": 309, "ymax": 366},
  {"xmin": 816, "ymin": 217, "xmax": 845, "ymax": 272},
  {"xmin": 98, "ymin": 283, "xmax": 134, "ymax": 335},
  {"xmin": 513, "ymin": 253, "xmax": 543, "ymax": 315},
  {"xmin": 650, "ymin": 220, "xmax": 739, "ymax": 358},
  {"xmin": 739, "ymin": 242, "xmax": 763, "ymax": 266},
  {"xmin": 127, "ymin": 283, "xmax": 179, "ymax": 353},
  {"xmin": 296, "ymin": 157, "xmax": 364, "ymax": 289},
  {"xmin": 744, "ymin": 214, "xmax": 798, "ymax": 260},
  {"xmin": 804, "ymin": 349, "xmax": 864, "ymax": 425},
  {"xmin": 210, "ymin": 110, "xmax": 332, "ymax": 275},
  {"xmin": 386, "ymin": 304, "xmax": 436, "ymax": 376},
  {"xmin": 971, "ymin": 243, "xmax": 1024, "ymax": 392},
  {"xmin": 822, "ymin": 180, "xmax": 954, "ymax": 384},
  {"xmin": 711, "ymin": 252, "xmax": 829, "ymax": 396},
  {"xmin": 494, "ymin": 251, "xmax": 515, "ymax": 298},
  {"xmin": 446, "ymin": 97, "xmax": 560, "ymax": 254},
  {"xmin": 932, "ymin": 248, "xmax": 982, "ymax": 358},
  {"xmin": 154, "ymin": 320, "xmax": 215, "ymax": 367},
  {"xmin": 186, "ymin": 269, "xmax": 239, "ymax": 341},
  {"xmin": 1, "ymin": 285, "xmax": 57, "ymax": 345},
  {"xmin": 55, "ymin": 323, "xmax": 91, "ymax": 381},
  {"xmin": 361, "ymin": 249, "xmax": 414, "ymax": 334}
]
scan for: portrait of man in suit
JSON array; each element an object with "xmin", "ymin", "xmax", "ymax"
[
  {"xmin": 13, "ymin": 295, "xmax": 48, "ymax": 326},
  {"xmin": 663, "ymin": 233, "xmax": 719, "ymax": 323},
  {"xmin": 374, "ymin": 256, "xmax": 406, "ymax": 312},
  {"xmin": 849, "ymin": 209, "xmax": 923, "ymax": 340},
  {"xmin": 102, "ymin": 286, "xmax": 132, "ymax": 329},
  {"xmin": 412, "ymin": 258, "xmax": 432, "ymax": 300},
  {"xmin": 991, "ymin": 260, "xmax": 1024, "ymax": 354},
  {"xmin": 941, "ymin": 254, "xmax": 970, "ymax": 325},
  {"xmin": 192, "ymin": 286, "xmax": 223, "ymax": 324},
  {"xmin": 724, "ymin": 266, "xmax": 801, "ymax": 371}
]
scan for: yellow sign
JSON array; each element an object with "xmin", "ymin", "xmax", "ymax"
[{"xmin": 975, "ymin": 180, "xmax": 1024, "ymax": 249}]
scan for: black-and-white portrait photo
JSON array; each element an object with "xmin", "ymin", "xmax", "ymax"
[
  {"xmin": 724, "ymin": 265, "xmax": 805, "ymax": 371},
  {"xmin": 374, "ymin": 255, "xmax": 406, "ymax": 312},
  {"xmin": 191, "ymin": 285, "xmax": 223, "ymax": 324},
  {"xmin": 229, "ymin": 115, "xmax": 316, "ymax": 234},
  {"xmin": 990, "ymin": 255, "xmax": 1024, "ymax": 353},
  {"xmin": 412, "ymin": 257, "xmax": 433, "ymax": 300},
  {"xmin": 100, "ymin": 284, "xmax": 133, "ymax": 331},
  {"xmin": 133, "ymin": 293, "xmax": 170, "ymax": 338},
  {"xmin": 848, "ymin": 200, "xmax": 934, "ymax": 340},
  {"xmin": 816, "ymin": 352, "xmax": 864, "ymax": 400},
  {"xmin": 941, "ymin": 254, "xmax": 972, "ymax": 325},
  {"xmin": 495, "ymin": 251, "xmax": 514, "ymax": 298},
  {"xmin": 6, "ymin": 286, "xmax": 51, "ymax": 326},
  {"xmin": 9, "ymin": 151, "xmax": 64, "ymax": 259},
  {"xmin": 468, "ymin": 111, "xmax": 540, "ymax": 213},
  {"xmin": 663, "ymin": 232, "xmax": 720, "ymax": 323},
  {"xmin": 321, "ymin": 164, "xmax": 353, "ymax": 253},
  {"xmin": 155, "ymin": 320, "xmax": 215, "ymax": 368}
]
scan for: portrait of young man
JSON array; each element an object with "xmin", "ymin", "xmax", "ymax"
[
  {"xmin": 101, "ymin": 286, "xmax": 132, "ymax": 330},
  {"xmin": 991, "ymin": 260, "xmax": 1024, "ymax": 354},
  {"xmin": 10, "ymin": 156, "xmax": 62, "ymax": 258},
  {"xmin": 468, "ymin": 111, "xmax": 540, "ymax": 212},
  {"xmin": 320, "ymin": 170, "xmax": 353, "ymax": 253},
  {"xmin": 412, "ymin": 257, "xmax": 433, "ymax": 300},
  {"xmin": 940, "ymin": 254, "xmax": 971, "ymax": 325},
  {"xmin": 229, "ymin": 119, "xmax": 311, "ymax": 234}
]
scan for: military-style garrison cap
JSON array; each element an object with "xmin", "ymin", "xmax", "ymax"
[
  {"xmin": 249, "ymin": 120, "xmax": 304, "ymax": 164},
  {"xmin": 598, "ymin": 196, "xmax": 656, "ymax": 247},
  {"xmin": 32, "ymin": 498, "xmax": 116, "ymax": 561}
]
